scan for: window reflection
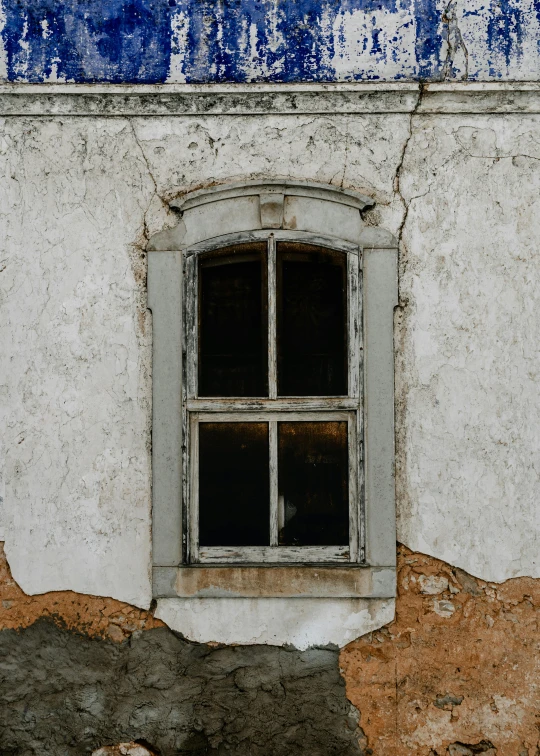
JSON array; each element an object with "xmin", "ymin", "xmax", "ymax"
[{"xmin": 278, "ymin": 421, "xmax": 349, "ymax": 546}]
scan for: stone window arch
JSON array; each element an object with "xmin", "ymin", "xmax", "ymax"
[{"xmin": 148, "ymin": 181, "xmax": 397, "ymax": 600}]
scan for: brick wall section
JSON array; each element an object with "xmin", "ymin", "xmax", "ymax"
[{"xmin": 341, "ymin": 545, "xmax": 540, "ymax": 755}]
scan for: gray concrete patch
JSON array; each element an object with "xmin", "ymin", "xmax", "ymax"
[{"xmin": 0, "ymin": 619, "xmax": 365, "ymax": 756}]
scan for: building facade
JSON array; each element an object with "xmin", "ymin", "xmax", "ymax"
[{"xmin": 1, "ymin": 2, "xmax": 540, "ymax": 754}]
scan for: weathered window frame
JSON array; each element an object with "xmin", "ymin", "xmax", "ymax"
[
  {"xmin": 148, "ymin": 181, "xmax": 398, "ymax": 600},
  {"xmin": 186, "ymin": 231, "xmax": 360, "ymax": 565}
]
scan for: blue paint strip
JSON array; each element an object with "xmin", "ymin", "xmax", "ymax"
[
  {"xmin": 486, "ymin": 0, "xmax": 524, "ymax": 75},
  {"xmin": 3, "ymin": 0, "xmax": 173, "ymax": 82},
  {"xmin": 0, "ymin": 0, "xmax": 535, "ymax": 82},
  {"xmin": 413, "ymin": 0, "xmax": 442, "ymax": 79}
]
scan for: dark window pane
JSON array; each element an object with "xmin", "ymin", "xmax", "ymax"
[
  {"xmin": 278, "ymin": 421, "xmax": 348, "ymax": 546},
  {"xmin": 199, "ymin": 243, "xmax": 268, "ymax": 397},
  {"xmin": 199, "ymin": 422, "xmax": 270, "ymax": 546},
  {"xmin": 277, "ymin": 243, "xmax": 347, "ymax": 396}
]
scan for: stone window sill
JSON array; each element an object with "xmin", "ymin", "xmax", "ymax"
[{"xmin": 152, "ymin": 565, "xmax": 396, "ymax": 599}]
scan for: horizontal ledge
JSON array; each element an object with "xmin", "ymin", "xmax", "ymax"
[
  {"xmin": 193, "ymin": 411, "xmax": 353, "ymax": 423},
  {"xmin": 187, "ymin": 398, "xmax": 360, "ymax": 411},
  {"xmin": 153, "ymin": 565, "xmax": 396, "ymax": 598},
  {"xmin": 0, "ymin": 83, "xmax": 539, "ymax": 115}
]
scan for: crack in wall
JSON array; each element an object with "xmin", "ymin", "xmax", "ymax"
[
  {"xmin": 440, "ymin": 0, "xmax": 469, "ymax": 81},
  {"xmin": 393, "ymin": 82, "xmax": 425, "ymax": 270},
  {"xmin": 128, "ymin": 119, "xmax": 169, "ymax": 247}
]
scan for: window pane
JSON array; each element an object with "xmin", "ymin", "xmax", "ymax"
[
  {"xmin": 278, "ymin": 421, "xmax": 349, "ymax": 546},
  {"xmin": 199, "ymin": 243, "xmax": 268, "ymax": 397},
  {"xmin": 199, "ymin": 422, "xmax": 270, "ymax": 546},
  {"xmin": 277, "ymin": 243, "xmax": 347, "ymax": 396}
]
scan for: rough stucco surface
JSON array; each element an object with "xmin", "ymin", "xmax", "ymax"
[
  {"xmin": 1, "ymin": 110, "xmax": 540, "ymax": 619},
  {"xmin": 0, "ymin": 620, "xmax": 365, "ymax": 756},
  {"xmin": 1, "ymin": 112, "xmax": 410, "ymax": 620},
  {"xmin": 341, "ymin": 545, "xmax": 540, "ymax": 755},
  {"xmin": 396, "ymin": 113, "xmax": 540, "ymax": 581},
  {"xmin": 0, "ymin": 117, "xmax": 154, "ymax": 606}
]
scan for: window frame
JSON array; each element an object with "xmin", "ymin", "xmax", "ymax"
[
  {"xmin": 184, "ymin": 230, "xmax": 362, "ymax": 565},
  {"xmin": 148, "ymin": 180, "xmax": 398, "ymax": 600}
]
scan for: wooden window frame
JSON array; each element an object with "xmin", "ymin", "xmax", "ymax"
[
  {"xmin": 148, "ymin": 181, "xmax": 398, "ymax": 599},
  {"xmin": 184, "ymin": 231, "xmax": 361, "ymax": 565}
]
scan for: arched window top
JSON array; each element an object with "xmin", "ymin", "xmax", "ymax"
[
  {"xmin": 148, "ymin": 180, "xmax": 397, "ymax": 252},
  {"xmin": 170, "ymin": 179, "xmax": 375, "ymax": 213}
]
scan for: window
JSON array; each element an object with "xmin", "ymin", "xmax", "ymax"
[
  {"xmin": 148, "ymin": 181, "xmax": 397, "ymax": 599},
  {"xmin": 187, "ymin": 238, "xmax": 360, "ymax": 563}
]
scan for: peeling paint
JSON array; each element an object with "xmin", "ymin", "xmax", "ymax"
[
  {"xmin": 0, "ymin": 0, "xmax": 539, "ymax": 83},
  {"xmin": 1, "ymin": 541, "xmax": 540, "ymax": 754},
  {"xmin": 2, "ymin": 104, "xmax": 540, "ymax": 623}
]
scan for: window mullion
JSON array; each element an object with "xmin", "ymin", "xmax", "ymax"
[
  {"xmin": 269, "ymin": 420, "xmax": 279, "ymax": 546},
  {"xmin": 268, "ymin": 234, "xmax": 277, "ymax": 399},
  {"xmin": 348, "ymin": 251, "xmax": 360, "ymax": 400}
]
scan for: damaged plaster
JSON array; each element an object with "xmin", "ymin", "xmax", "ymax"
[
  {"xmin": 1, "ymin": 542, "xmax": 539, "ymax": 754},
  {"xmin": 1, "ymin": 0, "xmax": 539, "ymax": 83},
  {"xmin": 1, "ymin": 88, "xmax": 540, "ymax": 640},
  {"xmin": 341, "ymin": 545, "xmax": 540, "ymax": 755},
  {"xmin": 0, "ymin": 621, "xmax": 365, "ymax": 755}
]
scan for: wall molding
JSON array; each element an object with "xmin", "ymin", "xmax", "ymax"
[{"xmin": 0, "ymin": 83, "xmax": 539, "ymax": 116}]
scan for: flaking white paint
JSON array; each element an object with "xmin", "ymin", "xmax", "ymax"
[
  {"xmin": 1, "ymin": 90, "xmax": 539, "ymax": 644},
  {"xmin": 155, "ymin": 597, "xmax": 395, "ymax": 649},
  {"xmin": 396, "ymin": 114, "xmax": 540, "ymax": 582},
  {"xmin": 331, "ymin": 6, "xmax": 418, "ymax": 82}
]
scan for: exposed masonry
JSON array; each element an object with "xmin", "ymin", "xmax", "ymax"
[
  {"xmin": 341, "ymin": 546, "xmax": 540, "ymax": 755},
  {"xmin": 1, "ymin": 544, "xmax": 539, "ymax": 754},
  {"xmin": 0, "ymin": 544, "xmax": 163, "ymax": 642}
]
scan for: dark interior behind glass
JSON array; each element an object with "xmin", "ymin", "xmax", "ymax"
[
  {"xmin": 199, "ymin": 243, "xmax": 268, "ymax": 397},
  {"xmin": 278, "ymin": 421, "xmax": 349, "ymax": 546},
  {"xmin": 196, "ymin": 241, "xmax": 351, "ymax": 554},
  {"xmin": 277, "ymin": 243, "xmax": 347, "ymax": 397},
  {"xmin": 199, "ymin": 422, "xmax": 270, "ymax": 546}
]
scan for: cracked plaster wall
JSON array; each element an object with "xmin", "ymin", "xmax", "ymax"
[{"xmin": 1, "ymin": 107, "xmax": 539, "ymax": 625}]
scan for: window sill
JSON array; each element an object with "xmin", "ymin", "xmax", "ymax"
[{"xmin": 152, "ymin": 565, "xmax": 396, "ymax": 599}]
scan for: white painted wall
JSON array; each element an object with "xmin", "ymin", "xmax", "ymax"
[
  {"xmin": 156, "ymin": 598, "xmax": 395, "ymax": 650},
  {"xmin": 0, "ymin": 118, "xmax": 154, "ymax": 606},
  {"xmin": 396, "ymin": 114, "xmax": 540, "ymax": 582},
  {"xmin": 1, "ymin": 91, "xmax": 539, "ymax": 640}
]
